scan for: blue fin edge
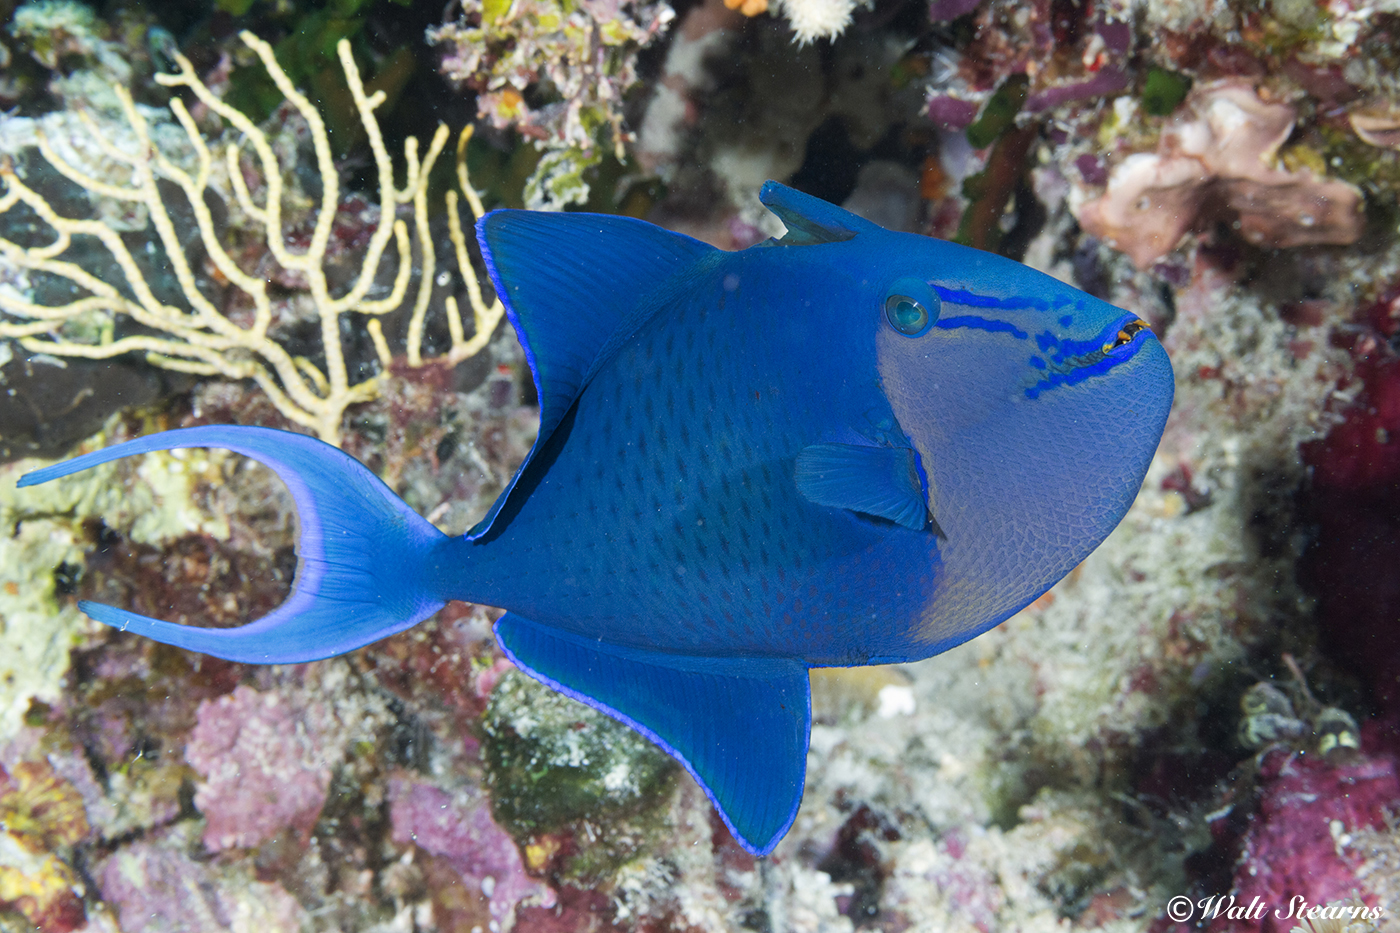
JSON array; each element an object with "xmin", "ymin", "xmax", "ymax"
[{"xmin": 469, "ymin": 217, "xmax": 547, "ymax": 542}]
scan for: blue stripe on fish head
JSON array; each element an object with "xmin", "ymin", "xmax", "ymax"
[{"xmin": 870, "ymin": 232, "xmax": 1174, "ymax": 655}]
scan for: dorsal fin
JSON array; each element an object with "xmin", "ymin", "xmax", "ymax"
[
  {"xmin": 759, "ymin": 181, "xmax": 878, "ymax": 245},
  {"xmin": 472, "ymin": 210, "xmax": 717, "ymax": 540}
]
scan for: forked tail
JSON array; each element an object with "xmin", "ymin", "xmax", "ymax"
[{"xmin": 19, "ymin": 426, "xmax": 450, "ymax": 663}]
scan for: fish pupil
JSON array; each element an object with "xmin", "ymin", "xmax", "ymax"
[{"xmin": 885, "ymin": 295, "xmax": 930, "ymax": 336}]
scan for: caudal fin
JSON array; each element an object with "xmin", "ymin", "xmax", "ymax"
[{"xmin": 19, "ymin": 426, "xmax": 449, "ymax": 663}]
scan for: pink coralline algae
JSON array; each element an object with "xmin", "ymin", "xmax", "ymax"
[
  {"xmin": 99, "ymin": 830, "xmax": 306, "ymax": 933},
  {"xmin": 388, "ymin": 775, "xmax": 556, "ymax": 930},
  {"xmin": 1075, "ymin": 81, "xmax": 1364, "ymax": 268},
  {"xmin": 1220, "ymin": 734, "xmax": 1399, "ymax": 933},
  {"xmin": 1023, "ymin": 18, "xmax": 1132, "ymax": 115},
  {"xmin": 184, "ymin": 685, "xmax": 331, "ymax": 852}
]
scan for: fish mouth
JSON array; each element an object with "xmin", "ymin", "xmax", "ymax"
[
  {"xmin": 1099, "ymin": 315, "xmax": 1152, "ymax": 355},
  {"xmin": 1022, "ymin": 312, "xmax": 1159, "ymax": 401}
]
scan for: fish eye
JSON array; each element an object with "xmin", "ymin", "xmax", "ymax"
[
  {"xmin": 886, "ymin": 296, "xmax": 929, "ymax": 335},
  {"xmin": 884, "ymin": 277, "xmax": 940, "ymax": 338},
  {"xmin": 1103, "ymin": 318, "xmax": 1149, "ymax": 353}
]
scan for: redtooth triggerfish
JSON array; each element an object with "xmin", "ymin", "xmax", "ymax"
[{"xmin": 20, "ymin": 182, "xmax": 1174, "ymax": 855}]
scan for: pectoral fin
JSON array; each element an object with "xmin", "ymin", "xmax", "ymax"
[
  {"xmin": 795, "ymin": 442, "xmax": 934, "ymax": 531},
  {"xmin": 494, "ymin": 614, "xmax": 810, "ymax": 856}
]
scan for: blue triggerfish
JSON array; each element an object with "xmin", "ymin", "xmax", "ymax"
[{"xmin": 21, "ymin": 182, "xmax": 1174, "ymax": 855}]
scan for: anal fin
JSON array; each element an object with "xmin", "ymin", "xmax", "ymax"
[{"xmin": 494, "ymin": 614, "xmax": 810, "ymax": 857}]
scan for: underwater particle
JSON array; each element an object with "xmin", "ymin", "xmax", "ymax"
[
  {"xmin": 388, "ymin": 775, "xmax": 556, "ymax": 929},
  {"xmin": 1074, "ymin": 80, "xmax": 1364, "ymax": 268},
  {"xmin": 184, "ymin": 685, "xmax": 332, "ymax": 852},
  {"xmin": 1140, "ymin": 67, "xmax": 1192, "ymax": 117}
]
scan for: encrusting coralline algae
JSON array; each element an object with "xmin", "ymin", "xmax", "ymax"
[{"xmin": 2, "ymin": 0, "xmax": 1400, "ymax": 930}]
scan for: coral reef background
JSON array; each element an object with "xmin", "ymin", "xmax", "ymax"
[{"xmin": 1, "ymin": 0, "xmax": 1400, "ymax": 930}]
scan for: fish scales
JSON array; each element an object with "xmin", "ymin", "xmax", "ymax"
[
  {"xmin": 19, "ymin": 182, "xmax": 1175, "ymax": 856},
  {"xmin": 455, "ymin": 244, "xmax": 928, "ymax": 661}
]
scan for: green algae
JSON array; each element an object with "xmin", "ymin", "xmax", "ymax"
[
  {"xmin": 481, "ymin": 669, "xmax": 677, "ymax": 873},
  {"xmin": 1140, "ymin": 68, "xmax": 1192, "ymax": 117},
  {"xmin": 966, "ymin": 74, "xmax": 1029, "ymax": 150}
]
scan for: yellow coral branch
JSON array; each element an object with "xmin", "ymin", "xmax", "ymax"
[
  {"xmin": 0, "ymin": 32, "xmax": 507, "ymax": 446},
  {"xmin": 440, "ymin": 126, "xmax": 506, "ymax": 367}
]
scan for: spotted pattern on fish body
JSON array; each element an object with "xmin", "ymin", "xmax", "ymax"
[
  {"xmin": 19, "ymin": 182, "xmax": 1174, "ymax": 857},
  {"xmin": 460, "ymin": 242, "xmax": 938, "ymax": 663}
]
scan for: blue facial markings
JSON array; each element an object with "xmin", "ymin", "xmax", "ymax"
[
  {"xmin": 936, "ymin": 316, "xmax": 1030, "ymax": 339},
  {"xmin": 1024, "ymin": 312, "xmax": 1154, "ymax": 400},
  {"xmin": 927, "ymin": 285, "xmax": 1038, "ymax": 340},
  {"xmin": 930, "ymin": 285, "xmax": 1077, "ymax": 313},
  {"xmin": 916, "ymin": 286, "xmax": 1152, "ymax": 401}
]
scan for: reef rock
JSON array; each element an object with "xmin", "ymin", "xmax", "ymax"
[{"xmin": 1075, "ymin": 81, "xmax": 1364, "ymax": 268}]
